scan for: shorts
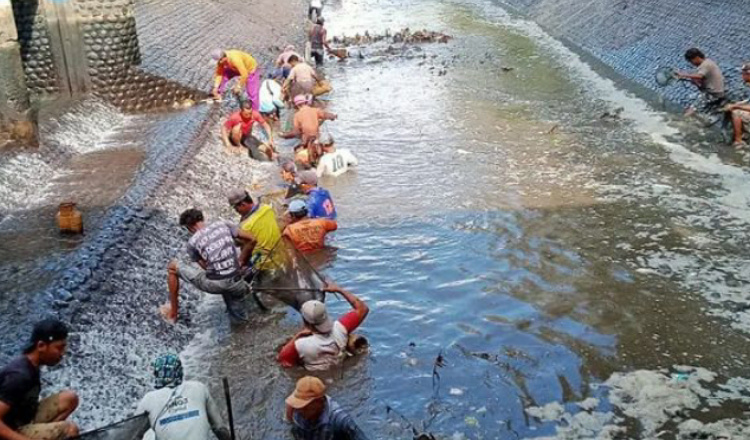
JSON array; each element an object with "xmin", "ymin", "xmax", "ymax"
[
  {"xmin": 18, "ymin": 393, "xmax": 69, "ymax": 440},
  {"xmin": 241, "ymin": 135, "xmax": 272, "ymax": 161},
  {"xmin": 692, "ymin": 94, "xmax": 727, "ymax": 113},
  {"xmin": 733, "ymin": 109, "xmax": 750, "ymax": 131},
  {"xmin": 311, "ymin": 50, "xmax": 324, "ymax": 66},
  {"xmin": 177, "ymin": 262, "xmax": 251, "ymax": 321}
]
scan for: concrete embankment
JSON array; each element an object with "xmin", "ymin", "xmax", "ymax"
[{"xmin": 499, "ymin": 0, "xmax": 750, "ymax": 106}]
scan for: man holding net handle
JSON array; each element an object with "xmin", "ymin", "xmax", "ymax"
[{"xmin": 675, "ymin": 48, "xmax": 727, "ymax": 116}]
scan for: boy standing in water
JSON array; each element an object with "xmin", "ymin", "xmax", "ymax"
[{"xmin": 0, "ymin": 319, "xmax": 79, "ymax": 440}]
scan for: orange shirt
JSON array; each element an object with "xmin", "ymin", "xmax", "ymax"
[
  {"xmin": 283, "ymin": 218, "xmax": 337, "ymax": 252},
  {"xmin": 293, "ymin": 106, "xmax": 326, "ymax": 139}
]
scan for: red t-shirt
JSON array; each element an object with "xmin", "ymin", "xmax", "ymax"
[
  {"xmin": 224, "ymin": 110, "xmax": 265, "ymax": 136},
  {"xmin": 277, "ymin": 310, "xmax": 363, "ymax": 367}
]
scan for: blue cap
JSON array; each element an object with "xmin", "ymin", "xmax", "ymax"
[{"xmin": 289, "ymin": 199, "xmax": 307, "ymax": 214}]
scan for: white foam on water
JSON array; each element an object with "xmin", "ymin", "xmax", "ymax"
[
  {"xmin": 0, "ymin": 99, "xmax": 134, "ymax": 220},
  {"xmin": 43, "ymin": 99, "xmax": 131, "ymax": 155},
  {"xmin": 0, "ymin": 153, "xmax": 55, "ymax": 216},
  {"xmin": 524, "ymin": 366, "xmax": 750, "ymax": 439}
]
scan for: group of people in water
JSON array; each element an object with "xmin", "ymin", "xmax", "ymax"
[
  {"xmin": 0, "ymin": 4, "xmax": 370, "ymax": 440},
  {"xmin": 676, "ymin": 47, "xmax": 750, "ymax": 148}
]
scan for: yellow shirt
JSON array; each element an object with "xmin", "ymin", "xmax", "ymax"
[
  {"xmin": 214, "ymin": 50, "xmax": 258, "ymax": 88},
  {"xmin": 239, "ymin": 204, "xmax": 281, "ymax": 271}
]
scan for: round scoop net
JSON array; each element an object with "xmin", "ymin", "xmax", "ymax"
[{"xmin": 655, "ymin": 67, "xmax": 677, "ymax": 87}]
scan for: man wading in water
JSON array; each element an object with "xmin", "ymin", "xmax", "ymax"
[
  {"xmin": 283, "ymin": 199, "xmax": 338, "ymax": 253},
  {"xmin": 162, "ymin": 209, "xmax": 257, "ymax": 323},
  {"xmin": 281, "ymin": 97, "xmax": 338, "ymax": 166},
  {"xmin": 309, "ymin": 17, "xmax": 332, "ymax": 66},
  {"xmin": 278, "ymin": 282, "xmax": 369, "ymax": 371},
  {"xmin": 0, "ymin": 319, "xmax": 79, "ymax": 440},
  {"xmin": 285, "ymin": 376, "xmax": 369, "ymax": 440}
]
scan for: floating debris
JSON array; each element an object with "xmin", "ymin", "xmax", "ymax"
[{"xmin": 332, "ymin": 28, "xmax": 452, "ymax": 47}]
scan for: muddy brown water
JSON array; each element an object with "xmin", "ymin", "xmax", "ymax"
[{"xmin": 3, "ymin": 0, "xmax": 750, "ymax": 438}]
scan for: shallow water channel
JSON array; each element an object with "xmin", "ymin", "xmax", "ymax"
[
  {"xmin": 179, "ymin": 0, "xmax": 750, "ymax": 439},
  {"xmin": 4, "ymin": 0, "xmax": 750, "ymax": 438}
]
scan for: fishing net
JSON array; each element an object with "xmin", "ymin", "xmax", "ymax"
[
  {"xmin": 655, "ymin": 67, "xmax": 677, "ymax": 87},
  {"xmin": 244, "ymin": 194, "xmax": 331, "ymax": 310},
  {"xmin": 72, "ymin": 414, "xmax": 150, "ymax": 440}
]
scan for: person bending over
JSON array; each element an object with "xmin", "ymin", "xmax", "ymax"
[
  {"xmin": 0, "ymin": 319, "xmax": 78, "ymax": 440},
  {"xmin": 284, "ymin": 56, "xmax": 320, "ymax": 101},
  {"xmin": 162, "ymin": 209, "xmax": 257, "ymax": 323},
  {"xmin": 278, "ymin": 282, "xmax": 369, "ymax": 371},
  {"xmin": 285, "ymin": 376, "xmax": 369, "ymax": 440},
  {"xmin": 227, "ymin": 189, "xmax": 282, "ymax": 280},
  {"xmin": 136, "ymin": 354, "xmax": 230, "ymax": 440},
  {"xmin": 283, "ymin": 199, "xmax": 338, "ymax": 253},
  {"xmin": 211, "ymin": 49, "xmax": 262, "ymax": 111}
]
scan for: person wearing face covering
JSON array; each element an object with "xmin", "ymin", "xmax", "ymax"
[{"xmin": 136, "ymin": 354, "xmax": 231, "ymax": 440}]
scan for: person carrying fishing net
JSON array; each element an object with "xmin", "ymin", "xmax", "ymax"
[
  {"xmin": 278, "ymin": 281, "xmax": 369, "ymax": 371},
  {"xmin": 675, "ymin": 48, "xmax": 727, "ymax": 115},
  {"xmin": 136, "ymin": 354, "xmax": 231, "ymax": 440},
  {"xmin": 226, "ymin": 188, "xmax": 284, "ymax": 285}
]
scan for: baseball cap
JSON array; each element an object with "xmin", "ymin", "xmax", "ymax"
[
  {"xmin": 286, "ymin": 376, "xmax": 327, "ymax": 409},
  {"xmin": 293, "ymin": 94, "xmax": 309, "ymax": 107},
  {"xmin": 24, "ymin": 319, "xmax": 69, "ymax": 353},
  {"xmin": 298, "ymin": 170, "xmax": 318, "ymax": 186},
  {"xmin": 227, "ymin": 189, "xmax": 250, "ymax": 206},
  {"xmin": 742, "ymin": 63, "xmax": 750, "ymax": 72},
  {"xmin": 211, "ymin": 49, "xmax": 225, "ymax": 61},
  {"xmin": 281, "ymin": 160, "xmax": 297, "ymax": 174},
  {"xmin": 300, "ymin": 300, "xmax": 333, "ymax": 333},
  {"xmin": 289, "ymin": 199, "xmax": 308, "ymax": 215}
]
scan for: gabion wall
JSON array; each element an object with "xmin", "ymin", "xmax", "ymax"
[
  {"xmin": 74, "ymin": 0, "xmax": 141, "ymax": 91},
  {"xmin": 12, "ymin": 0, "xmax": 60, "ymax": 95},
  {"xmin": 500, "ymin": 0, "xmax": 750, "ymax": 105}
]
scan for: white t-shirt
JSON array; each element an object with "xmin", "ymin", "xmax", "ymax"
[
  {"xmin": 136, "ymin": 381, "xmax": 227, "ymax": 440},
  {"xmin": 294, "ymin": 321, "xmax": 349, "ymax": 371},
  {"xmin": 310, "ymin": 0, "xmax": 322, "ymax": 8},
  {"xmin": 316, "ymin": 149, "xmax": 359, "ymax": 177},
  {"xmin": 259, "ymin": 80, "xmax": 283, "ymax": 114}
]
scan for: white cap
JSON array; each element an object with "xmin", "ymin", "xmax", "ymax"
[{"xmin": 300, "ymin": 300, "xmax": 333, "ymax": 333}]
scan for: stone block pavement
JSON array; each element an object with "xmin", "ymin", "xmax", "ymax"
[{"xmin": 501, "ymin": 0, "xmax": 750, "ymax": 106}]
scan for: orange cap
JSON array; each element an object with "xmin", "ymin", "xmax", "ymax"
[{"xmin": 286, "ymin": 376, "xmax": 327, "ymax": 409}]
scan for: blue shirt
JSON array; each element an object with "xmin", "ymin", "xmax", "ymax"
[
  {"xmin": 306, "ymin": 188, "xmax": 337, "ymax": 220},
  {"xmin": 291, "ymin": 398, "xmax": 369, "ymax": 440}
]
